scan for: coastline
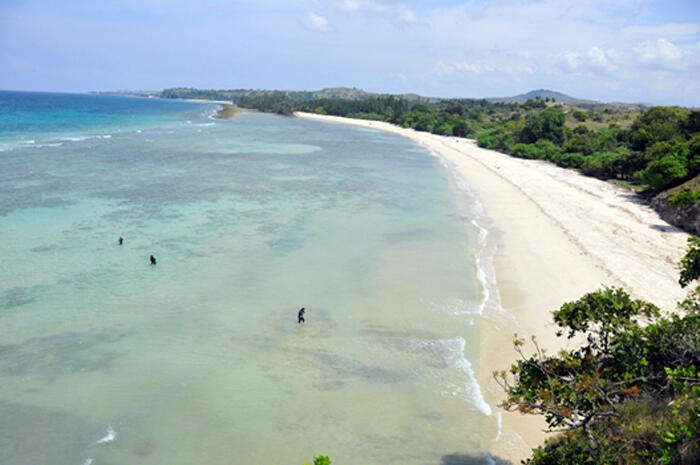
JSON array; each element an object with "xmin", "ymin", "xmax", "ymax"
[{"xmin": 295, "ymin": 112, "xmax": 690, "ymax": 463}]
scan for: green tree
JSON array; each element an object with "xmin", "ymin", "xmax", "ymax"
[
  {"xmin": 572, "ymin": 110, "xmax": 587, "ymax": 122},
  {"xmin": 679, "ymin": 236, "xmax": 700, "ymax": 288},
  {"xmin": 519, "ymin": 107, "xmax": 566, "ymax": 144},
  {"xmin": 640, "ymin": 154, "xmax": 688, "ymax": 190},
  {"xmin": 496, "ymin": 239, "xmax": 700, "ymax": 465}
]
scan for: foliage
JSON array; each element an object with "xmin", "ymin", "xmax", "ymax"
[
  {"xmin": 236, "ymin": 92, "xmax": 296, "ymax": 116},
  {"xmin": 302, "ymin": 455, "xmax": 331, "ymax": 465},
  {"xmin": 519, "ymin": 107, "xmax": 567, "ymax": 144},
  {"xmin": 580, "ymin": 151, "xmax": 625, "ymax": 179},
  {"xmin": 573, "ymin": 110, "xmax": 588, "ymax": 122},
  {"xmin": 630, "ymin": 106, "xmax": 690, "ymax": 151},
  {"xmin": 657, "ymin": 366, "xmax": 700, "ymax": 464},
  {"xmin": 679, "ymin": 236, "xmax": 700, "ymax": 288},
  {"xmin": 496, "ymin": 257, "xmax": 700, "ymax": 465},
  {"xmin": 669, "ymin": 188, "xmax": 700, "ymax": 207},
  {"xmin": 641, "ymin": 154, "xmax": 689, "ymax": 190}
]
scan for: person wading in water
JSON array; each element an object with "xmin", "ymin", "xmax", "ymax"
[{"xmin": 297, "ymin": 307, "xmax": 306, "ymax": 324}]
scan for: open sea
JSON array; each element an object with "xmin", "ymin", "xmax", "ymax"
[{"xmin": 0, "ymin": 91, "xmax": 501, "ymax": 465}]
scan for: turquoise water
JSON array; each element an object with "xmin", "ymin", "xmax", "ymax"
[{"xmin": 0, "ymin": 92, "xmax": 498, "ymax": 465}]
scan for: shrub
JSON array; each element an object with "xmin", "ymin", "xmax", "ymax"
[
  {"xmin": 550, "ymin": 151, "xmax": 585, "ymax": 169},
  {"xmin": 641, "ymin": 154, "xmax": 688, "ymax": 190},
  {"xmin": 572, "ymin": 110, "xmax": 587, "ymax": 122},
  {"xmin": 581, "ymin": 151, "xmax": 624, "ymax": 179},
  {"xmin": 669, "ymin": 189, "xmax": 700, "ymax": 207}
]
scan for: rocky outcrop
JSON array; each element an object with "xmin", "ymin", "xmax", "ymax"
[{"xmin": 651, "ymin": 194, "xmax": 700, "ymax": 236}]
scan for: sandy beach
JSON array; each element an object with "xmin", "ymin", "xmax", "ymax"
[{"xmin": 296, "ymin": 112, "xmax": 691, "ymax": 463}]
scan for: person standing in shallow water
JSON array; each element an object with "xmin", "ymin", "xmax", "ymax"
[
  {"xmin": 297, "ymin": 307, "xmax": 306, "ymax": 324},
  {"xmin": 118, "ymin": 236, "xmax": 123, "ymax": 245},
  {"xmin": 150, "ymin": 255, "xmax": 157, "ymax": 265}
]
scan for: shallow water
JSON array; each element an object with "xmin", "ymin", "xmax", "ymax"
[{"xmin": 0, "ymin": 92, "xmax": 499, "ymax": 465}]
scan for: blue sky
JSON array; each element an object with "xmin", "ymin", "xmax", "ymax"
[{"xmin": 1, "ymin": 0, "xmax": 699, "ymax": 105}]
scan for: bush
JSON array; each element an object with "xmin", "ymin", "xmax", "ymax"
[
  {"xmin": 512, "ymin": 143, "xmax": 544, "ymax": 160},
  {"xmin": 550, "ymin": 151, "xmax": 586, "ymax": 169},
  {"xmin": 641, "ymin": 154, "xmax": 688, "ymax": 190},
  {"xmin": 581, "ymin": 151, "xmax": 624, "ymax": 179},
  {"xmin": 669, "ymin": 189, "xmax": 700, "ymax": 207},
  {"xmin": 519, "ymin": 107, "xmax": 566, "ymax": 144},
  {"xmin": 572, "ymin": 110, "xmax": 587, "ymax": 122},
  {"xmin": 534, "ymin": 139, "xmax": 562, "ymax": 160}
]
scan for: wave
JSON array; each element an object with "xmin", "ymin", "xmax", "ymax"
[
  {"xmin": 439, "ymin": 155, "xmax": 517, "ymax": 327},
  {"xmin": 412, "ymin": 337, "xmax": 492, "ymax": 416},
  {"xmin": 0, "ymin": 139, "xmax": 64, "ymax": 151},
  {"xmin": 96, "ymin": 425, "xmax": 117, "ymax": 444},
  {"xmin": 420, "ymin": 297, "xmax": 480, "ymax": 324},
  {"xmin": 60, "ymin": 134, "xmax": 112, "ymax": 142}
]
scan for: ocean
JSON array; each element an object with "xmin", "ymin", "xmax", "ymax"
[{"xmin": 0, "ymin": 91, "xmax": 500, "ymax": 465}]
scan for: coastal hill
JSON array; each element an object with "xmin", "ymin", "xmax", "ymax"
[
  {"xmin": 157, "ymin": 86, "xmax": 644, "ymax": 111},
  {"xmin": 158, "ymin": 86, "xmax": 439, "ymax": 104},
  {"xmin": 490, "ymin": 89, "xmax": 589, "ymax": 103},
  {"xmin": 488, "ymin": 89, "xmax": 646, "ymax": 111}
]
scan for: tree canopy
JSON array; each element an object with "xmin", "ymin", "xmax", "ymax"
[{"xmin": 496, "ymin": 241, "xmax": 700, "ymax": 465}]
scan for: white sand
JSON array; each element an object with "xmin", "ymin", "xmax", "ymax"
[{"xmin": 296, "ymin": 112, "xmax": 690, "ymax": 462}]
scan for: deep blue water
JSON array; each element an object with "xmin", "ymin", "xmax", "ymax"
[{"xmin": 0, "ymin": 90, "xmax": 207, "ymax": 149}]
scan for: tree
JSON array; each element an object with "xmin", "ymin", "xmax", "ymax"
[
  {"xmin": 519, "ymin": 107, "xmax": 566, "ymax": 144},
  {"xmin": 630, "ymin": 106, "xmax": 689, "ymax": 151},
  {"xmin": 679, "ymin": 236, "xmax": 700, "ymax": 288},
  {"xmin": 496, "ymin": 240, "xmax": 700, "ymax": 465},
  {"xmin": 640, "ymin": 154, "xmax": 688, "ymax": 190},
  {"xmin": 572, "ymin": 110, "xmax": 587, "ymax": 122}
]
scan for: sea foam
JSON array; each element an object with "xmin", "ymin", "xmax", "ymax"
[
  {"xmin": 413, "ymin": 337, "xmax": 492, "ymax": 416},
  {"xmin": 96, "ymin": 426, "xmax": 117, "ymax": 444}
]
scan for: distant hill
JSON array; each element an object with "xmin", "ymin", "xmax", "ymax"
[
  {"xmin": 488, "ymin": 89, "xmax": 646, "ymax": 111},
  {"xmin": 489, "ymin": 89, "xmax": 588, "ymax": 104},
  {"xmin": 159, "ymin": 87, "xmax": 438, "ymax": 104}
]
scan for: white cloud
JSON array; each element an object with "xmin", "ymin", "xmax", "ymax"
[
  {"xmin": 558, "ymin": 46, "xmax": 620, "ymax": 74},
  {"xmin": 336, "ymin": 0, "xmax": 386, "ymax": 13},
  {"xmin": 399, "ymin": 9, "xmax": 417, "ymax": 24},
  {"xmin": 302, "ymin": 11, "xmax": 330, "ymax": 32},
  {"xmin": 561, "ymin": 51, "xmax": 583, "ymax": 70},
  {"xmin": 634, "ymin": 38, "xmax": 686, "ymax": 68},
  {"xmin": 586, "ymin": 46, "xmax": 619, "ymax": 72},
  {"xmin": 435, "ymin": 61, "xmax": 535, "ymax": 77}
]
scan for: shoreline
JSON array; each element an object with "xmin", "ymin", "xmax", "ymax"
[
  {"xmin": 295, "ymin": 112, "xmax": 690, "ymax": 463},
  {"xmin": 148, "ymin": 96, "xmax": 234, "ymax": 105}
]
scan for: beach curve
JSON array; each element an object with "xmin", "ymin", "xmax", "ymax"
[{"xmin": 295, "ymin": 111, "xmax": 690, "ymax": 463}]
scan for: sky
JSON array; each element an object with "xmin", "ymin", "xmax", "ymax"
[{"xmin": 1, "ymin": 0, "xmax": 699, "ymax": 105}]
